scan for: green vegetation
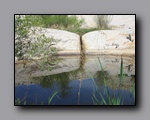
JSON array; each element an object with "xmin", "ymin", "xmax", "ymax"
[
  {"xmin": 15, "ymin": 15, "xmax": 31, "ymax": 58},
  {"xmin": 66, "ymin": 27, "xmax": 99, "ymax": 36},
  {"xmin": 32, "ymin": 71, "xmax": 73, "ymax": 97},
  {"xmin": 30, "ymin": 15, "xmax": 83, "ymax": 28},
  {"xmin": 95, "ymin": 15, "xmax": 112, "ymax": 29},
  {"xmin": 15, "ymin": 15, "xmax": 113, "ymax": 60},
  {"xmin": 91, "ymin": 57, "xmax": 135, "ymax": 105},
  {"xmin": 36, "ymin": 57, "xmax": 61, "ymax": 71},
  {"xmin": 28, "ymin": 15, "xmax": 87, "ymax": 35},
  {"xmin": 26, "ymin": 15, "xmax": 112, "ymax": 36},
  {"xmin": 15, "ymin": 56, "xmax": 135, "ymax": 105},
  {"xmin": 15, "ymin": 98, "xmax": 27, "ymax": 105},
  {"xmin": 48, "ymin": 91, "xmax": 60, "ymax": 105},
  {"xmin": 15, "ymin": 91, "xmax": 59, "ymax": 105},
  {"xmin": 15, "ymin": 15, "xmax": 57, "ymax": 60}
]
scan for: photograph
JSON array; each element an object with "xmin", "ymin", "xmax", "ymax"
[{"xmin": 14, "ymin": 14, "xmax": 135, "ymax": 106}]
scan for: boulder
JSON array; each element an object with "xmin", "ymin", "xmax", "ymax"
[
  {"xmin": 82, "ymin": 30, "xmax": 135, "ymax": 55},
  {"xmin": 17, "ymin": 28, "xmax": 81, "ymax": 60},
  {"xmin": 36, "ymin": 28, "xmax": 81, "ymax": 55}
]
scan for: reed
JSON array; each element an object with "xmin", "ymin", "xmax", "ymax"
[
  {"xmin": 91, "ymin": 57, "xmax": 135, "ymax": 105},
  {"xmin": 15, "ymin": 91, "xmax": 59, "ymax": 105},
  {"xmin": 48, "ymin": 91, "xmax": 59, "ymax": 105}
]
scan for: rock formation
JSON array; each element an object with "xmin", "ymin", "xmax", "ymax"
[
  {"xmin": 82, "ymin": 30, "xmax": 135, "ymax": 56},
  {"xmin": 42, "ymin": 28, "xmax": 81, "ymax": 55}
]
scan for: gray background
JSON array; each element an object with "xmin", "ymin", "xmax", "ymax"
[{"xmin": 0, "ymin": 0, "xmax": 147, "ymax": 119}]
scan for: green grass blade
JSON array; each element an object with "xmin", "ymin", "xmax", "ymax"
[
  {"xmin": 23, "ymin": 101, "xmax": 26, "ymax": 105},
  {"xmin": 99, "ymin": 92, "xmax": 107, "ymax": 105},
  {"xmin": 92, "ymin": 93, "xmax": 101, "ymax": 105},
  {"xmin": 106, "ymin": 88, "xmax": 111, "ymax": 104},
  {"xmin": 98, "ymin": 57, "xmax": 105, "ymax": 77},
  {"xmin": 48, "ymin": 91, "xmax": 59, "ymax": 105},
  {"xmin": 92, "ymin": 97, "xmax": 96, "ymax": 105},
  {"xmin": 98, "ymin": 57, "xmax": 107, "ymax": 87},
  {"xmin": 89, "ymin": 72, "xmax": 98, "ymax": 90}
]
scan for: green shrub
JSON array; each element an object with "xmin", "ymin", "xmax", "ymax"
[
  {"xmin": 29, "ymin": 15, "xmax": 83, "ymax": 28},
  {"xmin": 15, "ymin": 15, "xmax": 57, "ymax": 60},
  {"xmin": 25, "ymin": 15, "xmax": 112, "ymax": 35},
  {"xmin": 95, "ymin": 15, "xmax": 112, "ymax": 29}
]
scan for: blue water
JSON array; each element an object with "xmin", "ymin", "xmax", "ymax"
[
  {"xmin": 15, "ymin": 78, "xmax": 135, "ymax": 105},
  {"xmin": 15, "ymin": 56, "xmax": 135, "ymax": 105}
]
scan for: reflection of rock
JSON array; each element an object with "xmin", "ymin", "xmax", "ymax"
[
  {"xmin": 83, "ymin": 56, "xmax": 135, "ymax": 90},
  {"xmin": 101, "ymin": 76, "xmax": 135, "ymax": 90},
  {"xmin": 15, "ymin": 56, "xmax": 135, "ymax": 90},
  {"xmin": 83, "ymin": 56, "xmax": 135, "ymax": 77},
  {"xmin": 32, "ymin": 56, "xmax": 80, "ymax": 77},
  {"xmin": 15, "ymin": 56, "xmax": 80, "ymax": 84},
  {"xmin": 82, "ymin": 30, "xmax": 135, "ymax": 55}
]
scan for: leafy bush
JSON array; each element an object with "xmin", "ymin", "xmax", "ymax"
[
  {"xmin": 15, "ymin": 15, "xmax": 31, "ymax": 58},
  {"xmin": 15, "ymin": 15, "xmax": 57, "ymax": 60},
  {"xmin": 24, "ymin": 15, "xmax": 112, "ymax": 36},
  {"xmin": 95, "ymin": 15, "xmax": 112, "ymax": 29},
  {"xmin": 30, "ymin": 15, "xmax": 83, "ymax": 28}
]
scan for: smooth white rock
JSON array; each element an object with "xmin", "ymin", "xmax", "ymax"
[{"xmin": 82, "ymin": 30, "xmax": 135, "ymax": 55}]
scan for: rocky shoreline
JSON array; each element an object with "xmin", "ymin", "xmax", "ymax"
[
  {"xmin": 15, "ymin": 28, "xmax": 135, "ymax": 63},
  {"xmin": 15, "ymin": 16, "xmax": 135, "ymax": 62}
]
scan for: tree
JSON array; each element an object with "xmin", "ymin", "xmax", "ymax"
[
  {"xmin": 15, "ymin": 15, "xmax": 57, "ymax": 60},
  {"xmin": 15, "ymin": 15, "xmax": 31, "ymax": 58}
]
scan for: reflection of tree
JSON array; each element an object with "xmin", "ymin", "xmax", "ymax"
[
  {"xmin": 32, "ymin": 72, "xmax": 72, "ymax": 98},
  {"xmin": 35, "ymin": 57, "xmax": 61, "ymax": 71},
  {"xmin": 130, "ymin": 75, "xmax": 135, "ymax": 82},
  {"xmin": 56, "ymin": 72, "xmax": 72, "ymax": 97},
  {"xmin": 32, "ymin": 76, "xmax": 54, "ymax": 88},
  {"xmin": 95, "ymin": 71, "xmax": 110, "ymax": 85},
  {"xmin": 95, "ymin": 70, "xmax": 135, "ymax": 91}
]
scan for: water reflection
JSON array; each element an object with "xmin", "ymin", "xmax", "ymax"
[
  {"xmin": 32, "ymin": 72, "xmax": 73, "ymax": 97},
  {"xmin": 15, "ymin": 55, "xmax": 135, "ymax": 105}
]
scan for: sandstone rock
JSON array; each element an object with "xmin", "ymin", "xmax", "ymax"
[
  {"xmin": 33, "ymin": 28, "xmax": 81, "ymax": 55},
  {"xmin": 16, "ymin": 28, "xmax": 81, "ymax": 60},
  {"xmin": 82, "ymin": 30, "xmax": 135, "ymax": 55}
]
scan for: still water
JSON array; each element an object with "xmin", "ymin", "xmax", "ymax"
[{"xmin": 15, "ymin": 55, "xmax": 135, "ymax": 105}]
